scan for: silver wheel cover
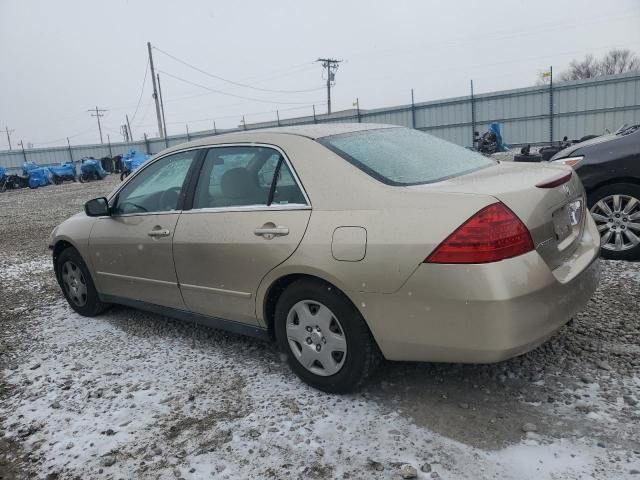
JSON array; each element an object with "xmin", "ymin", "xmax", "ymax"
[
  {"xmin": 286, "ymin": 300, "xmax": 347, "ymax": 377},
  {"xmin": 61, "ymin": 260, "xmax": 88, "ymax": 307}
]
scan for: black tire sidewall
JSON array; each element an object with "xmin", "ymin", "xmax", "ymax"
[
  {"xmin": 274, "ymin": 280, "xmax": 378, "ymax": 393},
  {"xmin": 588, "ymin": 183, "xmax": 640, "ymax": 260},
  {"xmin": 56, "ymin": 248, "xmax": 106, "ymax": 316}
]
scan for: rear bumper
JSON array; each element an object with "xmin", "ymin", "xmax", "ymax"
[{"xmin": 348, "ymin": 214, "xmax": 601, "ymax": 363}]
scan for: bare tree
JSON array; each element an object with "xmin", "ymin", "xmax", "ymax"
[
  {"xmin": 557, "ymin": 49, "xmax": 640, "ymax": 81},
  {"xmin": 560, "ymin": 54, "xmax": 600, "ymax": 81},
  {"xmin": 599, "ymin": 49, "xmax": 640, "ymax": 75}
]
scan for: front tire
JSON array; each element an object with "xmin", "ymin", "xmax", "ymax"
[
  {"xmin": 274, "ymin": 279, "xmax": 381, "ymax": 393},
  {"xmin": 55, "ymin": 248, "xmax": 108, "ymax": 316},
  {"xmin": 588, "ymin": 183, "xmax": 640, "ymax": 260}
]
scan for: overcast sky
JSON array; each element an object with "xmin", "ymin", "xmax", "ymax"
[{"xmin": 1, "ymin": 0, "xmax": 639, "ymax": 148}]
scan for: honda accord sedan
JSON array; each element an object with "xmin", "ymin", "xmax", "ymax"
[{"xmin": 49, "ymin": 124, "xmax": 600, "ymax": 393}]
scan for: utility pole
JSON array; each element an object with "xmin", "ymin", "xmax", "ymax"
[
  {"xmin": 18, "ymin": 140, "xmax": 27, "ymax": 162},
  {"xmin": 316, "ymin": 58, "xmax": 342, "ymax": 115},
  {"xmin": 213, "ymin": 121, "xmax": 217, "ymax": 135},
  {"xmin": 147, "ymin": 42, "xmax": 165, "ymax": 138},
  {"xmin": 4, "ymin": 126, "xmax": 14, "ymax": 150},
  {"xmin": 157, "ymin": 73, "xmax": 168, "ymax": 141},
  {"xmin": 120, "ymin": 124, "xmax": 130, "ymax": 142},
  {"xmin": 88, "ymin": 107, "xmax": 107, "ymax": 144},
  {"xmin": 470, "ymin": 80, "xmax": 476, "ymax": 147},
  {"xmin": 126, "ymin": 114, "xmax": 133, "ymax": 141},
  {"xmin": 66, "ymin": 137, "xmax": 73, "ymax": 162},
  {"xmin": 549, "ymin": 65, "xmax": 554, "ymax": 144},
  {"xmin": 276, "ymin": 110, "xmax": 281, "ymax": 127},
  {"xmin": 411, "ymin": 89, "xmax": 416, "ymax": 129}
]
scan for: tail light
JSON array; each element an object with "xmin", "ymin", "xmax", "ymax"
[
  {"xmin": 425, "ymin": 202, "xmax": 534, "ymax": 264},
  {"xmin": 553, "ymin": 156, "xmax": 583, "ymax": 168}
]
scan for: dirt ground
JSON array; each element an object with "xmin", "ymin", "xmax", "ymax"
[{"xmin": 1, "ymin": 175, "xmax": 639, "ymax": 479}]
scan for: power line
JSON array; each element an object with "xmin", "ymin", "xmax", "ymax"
[
  {"xmin": 153, "ymin": 45, "xmax": 325, "ymax": 94},
  {"xmin": 30, "ymin": 126, "xmax": 96, "ymax": 146},
  {"xmin": 130, "ymin": 59, "xmax": 149, "ymax": 123},
  {"xmin": 158, "ymin": 69, "xmax": 325, "ymax": 105},
  {"xmin": 163, "ymin": 64, "xmax": 318, "ymax": 104}
]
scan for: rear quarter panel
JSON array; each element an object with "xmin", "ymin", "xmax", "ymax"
[{"xmin": 574, "ymin": 131, "xmax": 640, "ymax": 192}]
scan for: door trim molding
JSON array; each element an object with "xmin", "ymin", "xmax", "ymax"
[
  {"xmin": 179, "ymin": 283, "xmax": 252, "ymax": 298},
  {"xmin": 99, "ymin": 294, "xmax": 269, "ymax": 340},
  {"xmin": 97, "ymin": 271, "xmax": 177, "ymax": 287}
]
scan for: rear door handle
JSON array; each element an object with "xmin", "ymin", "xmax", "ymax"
[
  {"xmin": 254, "ymin": 225, "xmax": 289, "ymax": 240},
  {"xmin": 147, "ymin": 228, "xmax": 171, "ymax": 238}
]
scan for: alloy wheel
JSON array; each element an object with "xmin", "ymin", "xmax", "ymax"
[
  {"xmin": 286, "ymin": 300, "xmax": 347, "ymax": 377},
  {"xmin": 590, "ymin": 194, "xmax": 640, "ymax": 251}
]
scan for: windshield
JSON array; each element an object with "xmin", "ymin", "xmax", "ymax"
[{"xmin": 319, "ymin": 127, "xmax": 495, "ymax": 186}]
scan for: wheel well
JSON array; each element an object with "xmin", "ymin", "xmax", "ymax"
[
  {"xmin": 587, "ymin": 177, "xmax": 640, "ymax": 197},
  {"xmin": 263, "ymin": 274, "xmax": 342, "ymax": 339},
  {"xmin": 52, "ymin": 240, "xmax": 75, "ymax": 268}
]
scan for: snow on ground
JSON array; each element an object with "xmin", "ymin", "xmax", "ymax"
[{"xmin": 2, "ymin": 296, "xmax": 626, "ymax": 480}]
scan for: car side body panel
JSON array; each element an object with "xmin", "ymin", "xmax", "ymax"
[
  {"xmin": 88, "ymin": 213, "xmax": 185, "ymax": 309},
  {"xmin": 173, "ymin": 208, "xmax": 311, "ymax": 326},
  {"xmin": 553, "ymin": 129, "xmax": 640, "ymax": 193}
]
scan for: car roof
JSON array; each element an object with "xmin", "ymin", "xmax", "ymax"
[
  {"xmin": 158, "ymin": 123, "xmax": 400, "ymax": 156},
  {"xmin": 254, "ymin": 123, "xmax": 399, "ymax": 139}
]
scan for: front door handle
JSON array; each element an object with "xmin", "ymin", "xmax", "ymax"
[
  {"xmin": 254, "ymin": 224, "xmax": 289, "ymax": 240},
  {"xmin": 148, "ymin": 228, "xmax": 171, "ymax": 238}
]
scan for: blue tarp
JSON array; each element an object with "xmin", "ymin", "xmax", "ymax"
[
  {"xmin": 27, "ymin": 167, "xmax": 52, "ymax": 189},
  {"xmin": 49, "ymin": 163, "xmax": 76, "ymax": 178},
  {"xmin": 21, "ymin": 162, "xmax": 52, "ymax": 188},
  {"xmin": 22, "ymin": 161, "xmax": 40, "ymax": 176},
  {"xmin": 488, "ymin": 121, "xmax": 509, "ymax": 152},
  {"xmin": 0, "ymin": 166, "xmax": 5, "ymax": 183},
  {"xmin": 122, "ymin": 149, "xmax": 150, "ymax": 173},
  {"xmin": 80, "ymin": 159, "xmax": 108, "ymax": 179}
]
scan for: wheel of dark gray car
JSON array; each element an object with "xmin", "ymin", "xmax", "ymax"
[
  {"xmin": 274, "ymin": 279, "xmax": 381, "ymax": 393},
  {"xmin": 56, "ymin": 247, "xmax": 108, "ymax": 316},
  {"xmin": 588, "ymin": 183, "xmax": 640, "ymax": 260}
]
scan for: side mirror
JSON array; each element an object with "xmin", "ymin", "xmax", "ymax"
[{"xmin": 84, "ymin": 197, "xmax": 110, "ymax": 217}]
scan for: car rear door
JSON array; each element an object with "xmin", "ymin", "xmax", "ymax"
[
  {"xmin": 89, "ymin": 149, "xmax": 201, "ymax": 309},
  {"xmin": 172, "ymin": 145, "xmax": 311, "ymax": 326}
]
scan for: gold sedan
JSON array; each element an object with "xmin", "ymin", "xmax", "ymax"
[{"xmin": 49, "ymin": 124, "xmax": 600, "ymax": 392}]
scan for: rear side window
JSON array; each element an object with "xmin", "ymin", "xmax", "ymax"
[{"xmin": 319, "ymin": 127, "xmax": 495, "ymax": 186}]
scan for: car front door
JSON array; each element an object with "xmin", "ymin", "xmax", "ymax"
[
  {"xmin": 89, "ymin": 149, "xmax": 200, "ymax": 309},
  {"xmin": 172, "ymin": 145, "xmax": 311, "ymax": 326}
]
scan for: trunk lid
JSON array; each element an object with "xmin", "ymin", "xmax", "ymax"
[{"xmin": 409, "ymin": 162, "xmax": 587, "ymax": 270}]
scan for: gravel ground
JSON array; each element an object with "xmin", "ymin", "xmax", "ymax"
[{"xmin": 1, "ymin": 175, "xmax": 639, "ymax": 479}]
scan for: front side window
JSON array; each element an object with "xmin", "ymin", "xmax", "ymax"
[
  {"xmin": 319, "ymin": 127, "xmax": 496, "ymax": 186},
  {"xmin": 192, "ymin": 146, "xmax": 306, "ymax": 209},
  {"xmin": 113, "ymin": 150, "xmax": 196, "ymax": 215}
]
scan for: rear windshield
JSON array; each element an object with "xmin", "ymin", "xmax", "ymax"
[{"xmin": 319, "ymin": 127, "xmax": 495, "ymax": 186}]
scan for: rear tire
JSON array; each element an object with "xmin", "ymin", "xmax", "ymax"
[
  {"xmin": 274, "ymin": 279, "xmax": 381, "ymax": 393},
  {"xmin": 55, "ymin": 248, "xmax": 108, "ymax": 316},
  {"xmin": 588, "ymin": 183, "xmax": 640, "ymax": 260}
]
